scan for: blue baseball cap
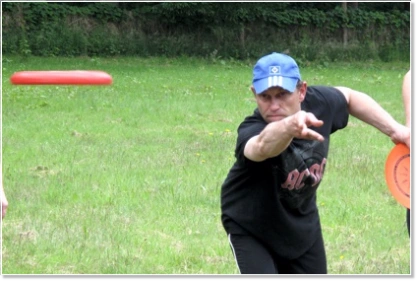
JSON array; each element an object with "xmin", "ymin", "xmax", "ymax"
[{"xmin": 252, "ymin": 52, "xmax": 301, "ymax": 94}]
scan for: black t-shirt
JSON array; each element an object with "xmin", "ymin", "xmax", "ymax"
[{"xmin": 221, "ymin": 86, "xmax": 349, "ymax": 260}]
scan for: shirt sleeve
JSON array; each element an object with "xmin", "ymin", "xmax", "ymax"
[
  {"xmin": 328, "ymin": 87, "xmax": 349, "ymax": 133},
  {"xmin": 235, "ymin": 111, "xmax": 267, "ymax": 163},
  {"xmin": 305, "ymin": 86, "xmax": 349, "ymax": 134}
]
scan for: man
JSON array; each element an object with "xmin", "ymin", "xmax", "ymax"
[
  {"xmin": 401, "ymin": 70, "xmax": 411, "ymax": 236},
  {"xmin": 220, "ymin": 52, "xmax": 410, "ymax": 274}
]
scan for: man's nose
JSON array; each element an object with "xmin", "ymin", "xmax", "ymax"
[{"xmin": 270, "ymin": 97, "xmax": 281, "ymax": 109}]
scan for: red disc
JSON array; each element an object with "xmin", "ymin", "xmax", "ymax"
[
  {"xmin": 385, "ymin": 143, "xmax": 410, "ymax": 209},
  {"xmin": 10, "ymin": 70, "xmax": 112, "ymax": 85}
]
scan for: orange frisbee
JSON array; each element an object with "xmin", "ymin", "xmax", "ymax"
[
  {"xmin": 385, "ymin": 143, "xmax": 410, "ymax": 209},
  {"xmin": 10, "ymin": 70, "xmax": 112, "ymax": 85}
]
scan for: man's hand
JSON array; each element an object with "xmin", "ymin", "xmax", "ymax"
[
  {"xmin": 287, "ymin": 111, "xmax": 324, "ymax": 141},
  {"xmin": 390, "ymin": 124, "xmax": 410, "ymax": 149}
]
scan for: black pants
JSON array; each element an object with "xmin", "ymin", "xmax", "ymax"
[
  {"xmin": 228, "ymin": 233, "xmax": 327, "ymax": 274},
  {"xmin": 407, "ymin": 208, "xmax": 410, "ymax": 237}
]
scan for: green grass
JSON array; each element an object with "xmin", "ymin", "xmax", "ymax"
[{"xmin": 1, "ymin": 56, "xmax": 410, "ymax": 274}]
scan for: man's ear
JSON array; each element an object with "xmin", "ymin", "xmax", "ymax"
[
  {"xmin": 298, "ymin": 82, "xmax": 307, "ymax": 102},
  {"xmin": 250, "ymin": 85, "xmax": 257, "ymax": 96}
]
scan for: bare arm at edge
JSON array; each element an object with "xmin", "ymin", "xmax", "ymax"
[
  {"xmin": 335, "ymin": 86, "xmax": 410, "ymax": 148},
  {"xmin": 402, "ymin": 70, "xmax": 411, "ymax": 128}
]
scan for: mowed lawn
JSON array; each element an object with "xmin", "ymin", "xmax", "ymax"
[{"xmin": 1, "ymin": 56, "xmax": 410, "ymax": 274}]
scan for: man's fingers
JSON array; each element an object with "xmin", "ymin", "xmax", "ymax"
[
  {"xmin": 309, "ymin": 120, "xmax": 324, "ymax": 128},
  {"xmin": 306, "ymin": 112, "xmax": 324, "ymax": 127},
  {"xmin": 296, "ymin": 124, "xmax": 324, "ymax": 141},
  {"xmin": 304, "ymin": 128, "xmax": 324, "ymax": 141},
  {"xmin": 291, "ymin": 111, "xmax": 324, "ymax": 141}
]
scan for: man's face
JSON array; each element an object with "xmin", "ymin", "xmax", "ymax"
[{"xmin": 251, "ymin": 83, "xmax": 306, "ymax": 123}]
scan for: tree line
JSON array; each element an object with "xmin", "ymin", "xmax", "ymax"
[{"xmin": 2, "ymin": 2, "xmax": 410, "ymax": 62}]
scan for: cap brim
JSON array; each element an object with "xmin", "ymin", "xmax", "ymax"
[{"xmin": 253, "ymin": 76, "xmax": 298, "ymax": 94}]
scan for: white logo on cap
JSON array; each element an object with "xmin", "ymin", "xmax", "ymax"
[{"xmin": 270, "ymin": 66, "xmax": 280, "ymax": 74}]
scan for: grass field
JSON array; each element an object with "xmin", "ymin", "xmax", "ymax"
[{"xmin": 1, "ymin": 55, "xmax": 411, "ymax": 274}]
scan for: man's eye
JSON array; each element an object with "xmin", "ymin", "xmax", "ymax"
[{"xmin": 278, "ymin": 92, "xmax": 290, "ymax": 97}]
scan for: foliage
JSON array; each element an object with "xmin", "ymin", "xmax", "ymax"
[{"xmin": 1, "ymin": 2, "xmax": 410, "ymax": 62}]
